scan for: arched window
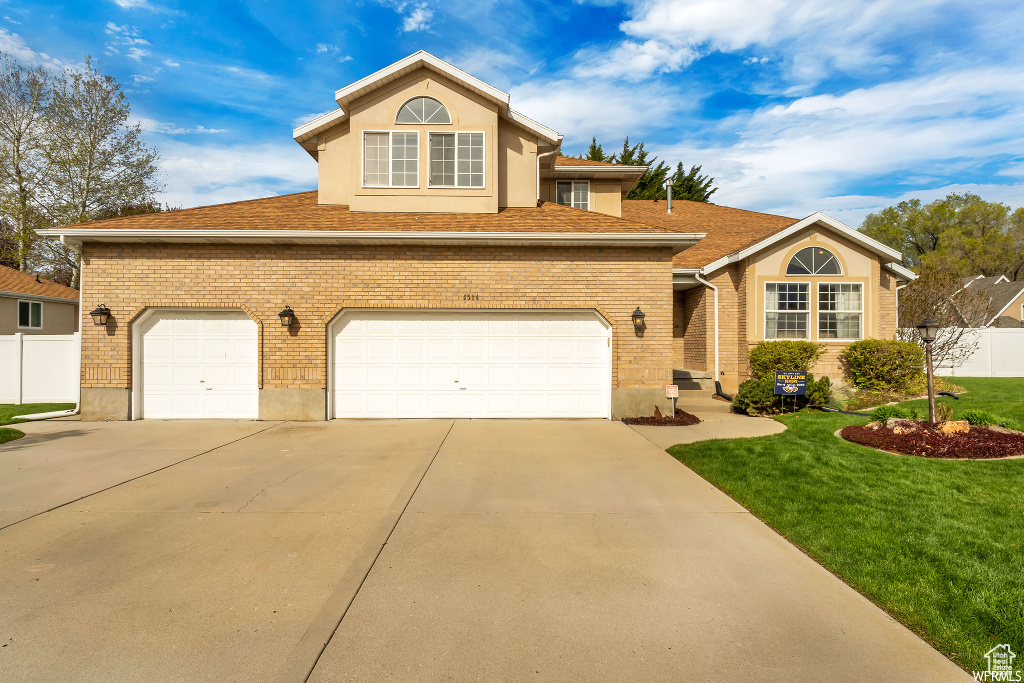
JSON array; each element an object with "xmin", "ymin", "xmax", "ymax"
[
  {"xmin": 396, "ymin": 97, "xmax": 451, "ymax": 124},
  {"xmin": 787, "ymin": 246, "xmax": 841, "ymax": 275}
]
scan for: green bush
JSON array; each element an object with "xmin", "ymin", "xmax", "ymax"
[
  {"xmin": 960, "ymin": 409, "xmax": 1024, "ymax": 431},
  {"xmin": 960, "ymin": 409, "xmax": 995, "ymax": 426},
  {"xmin": 870, "ymin": 405, "xmax": 914, "ymax": 422},
  {"xmin": 839, "ymin": 339, "xmax": 925, "ymax": 394},
  {"xmin": 748, "ymin": 340, "xmax": 826, "ymax": 379},
  {"xmin": 732, "ymin": 374, "xmax": 833, "ymax": 416}
]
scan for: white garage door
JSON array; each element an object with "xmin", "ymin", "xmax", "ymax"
[
  {"xmin": 332, "ymin": 310, "xmax": 611, "ymax": 418},
  {"xmin": 140, "ymin": 310, "xmax": 258, "ymax": 419}
]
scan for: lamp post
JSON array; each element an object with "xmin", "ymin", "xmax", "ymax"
[{"xmin": 916, "ymin": 317, "xmax": 940, "ymax": 423}]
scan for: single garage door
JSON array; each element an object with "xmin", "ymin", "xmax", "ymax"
[
  {"xmin": 140, "ymin": 310, "xmax": 258, "ymax": 419},
  {"xmin": 332, "ymin": 310, "xmax": 611, "ymax": 418}
]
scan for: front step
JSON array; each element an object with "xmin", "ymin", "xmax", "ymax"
[{"xmin": 673, "ymin": 369, "xmax": 714, "ymax": 392}]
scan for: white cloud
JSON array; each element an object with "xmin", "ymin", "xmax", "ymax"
[
  {"xmin": 136, "ymin": 117, "xmax": 227, "ymax": 134},
  {"xmin": 649, "ymin": 67, "xmax": 1024, "ymax": 222},
  {"xmin": 511, "ymin": 79, "xmax": 683, "ymax": 144},
  {"xmin": 132, "ymin": 74, "xmax": 154, "ymax": 85},
  {"xmin": 0, "ymin": 28, "xmax": 76, "ymax": 71},
  {"xmin": 402, "ymin": 4, "xmax": 433, "ymax": 32},
  {"xmin": 315, "ymin": 42, "xmax": 338, "ymax": 55},
  {"xmin": 126, "ymin": 47, "xmax": 149, "ymax": 61},
  {"xmin": 163, "ymin": 59, "xmax": 179, "ymax": 67},
  {"xmin": 572, "ymin": 40, "xmax": 697, "ymax": 81},
  {"xmin": 156, "ymin": 140, "xmax": 317, "ymax": 209},
  {"xmin": 105, "ymin": 22, "xmax": 151, "ymax": 62},
  {"xmin": 4, "ymin": 16, "xmax": 21, "ymax": 25},
  {"xmin": 291, "ymin": 110, "xmax": 336, "ymax": 128}
]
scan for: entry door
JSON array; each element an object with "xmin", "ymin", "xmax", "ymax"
[
  {"xmin": 332, "ymin": 310, "xmax": 611, "ymax": 418},
  {"xmin": 140, "ymin": 310, "xmax": 258, "ymax": 419}
]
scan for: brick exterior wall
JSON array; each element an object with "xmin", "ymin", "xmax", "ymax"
[
  {"xmin": 680, "ymin": 286, "xmax": 708, "ymax": 371},
  {"xmin": 80, "ymin": 243, "xmax": 675, "ymax": 393}
]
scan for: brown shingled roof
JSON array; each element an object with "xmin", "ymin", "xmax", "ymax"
[
  {"xmin": 621, "ymin": 199, "xmax": 797, "ymax": 269},
  {"xmin": 554, "ymin": 156, "xmax": 637, "ymax": 168},
  {"xmin": 0, "ymin": 264, "xmax": 78, "ymax": 300},
  {"xmin": 56, "ymin": 191, "xmax": 696, "ymax": 235}
]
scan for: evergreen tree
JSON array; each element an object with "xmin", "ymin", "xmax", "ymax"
[
  {"xmin": 670, "ymin": 162, "xmax": 717, "ymax": 203},
  {"xmin": 583, "ymin": 137, "xmax": 610, "ymax": 162}
]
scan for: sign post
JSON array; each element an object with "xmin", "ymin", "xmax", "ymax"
[
  {"xmin": 666, "ymin": 384, "xmax": 678, "ymax": 417},
  {"xmin": 773, "ymin": 371, "xmax": 807, "ymax": 413}
]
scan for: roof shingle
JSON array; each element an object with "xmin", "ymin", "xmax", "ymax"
[
  {"xmin": 620, "ymin": 199, "xmax": 797, "ymax": 269},
  {"xmin": 52, "ymin": 191, "xmax": 700, "ymax": 235},
  {"xmin": 0, "ymin": 264, "xmax": 78, "ymax": 300},
  {"xmin": 554, "ymin": 156, "xmax": 637, "ymax": 168}
]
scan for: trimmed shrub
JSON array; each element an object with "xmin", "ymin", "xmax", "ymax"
[
  {"xmin": 839, "ymin": 339, "xmax": 925, "ymax": 394},
  {"xmin": 732, "ymin": 373, "xmax": 833, "ymax": 416},
  {"xmin": 748, "ymin": 340, "xmax": 826, "ymax": 379}
]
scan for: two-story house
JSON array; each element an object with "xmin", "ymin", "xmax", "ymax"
[{"xmin": 39, "ymin": 51, "xmax": 914, "ymax": 421}]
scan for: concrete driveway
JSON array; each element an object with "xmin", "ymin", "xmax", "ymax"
[{"xmin": 0, "ymin": 419, "xmax": 969, "ymax": 682}]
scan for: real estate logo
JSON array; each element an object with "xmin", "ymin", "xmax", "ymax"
[{"xmin": 973, "ymin": 644, "xmax": 1020, "ymax": 681}]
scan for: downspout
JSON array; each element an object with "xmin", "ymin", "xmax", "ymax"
[
  {"xmin": 694, "ymin": 271, "xmax": 732, "ymax": 401},
  {"xmin": 536, "ymin": 148, "xmax": 559, "ymax": 206},
  {"xmin": 17, "ymin": 235, "xmax": 82, "ymax": 421}
]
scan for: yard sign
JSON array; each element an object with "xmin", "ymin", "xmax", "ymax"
[{"xmin": 774, "ymin": 371, "xmax": 807, "ymax": 396}]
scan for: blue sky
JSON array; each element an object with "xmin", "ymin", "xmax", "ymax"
[{"xmin": 2, "ymin": 0, "xmax": 1022, "ymax": 226}]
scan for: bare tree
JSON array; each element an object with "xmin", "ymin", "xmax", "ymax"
[
  {"xmin": 896, "ymin": 268, "xmax": 993, "ymax": 368},
  {"xmin": 0, "ymin": 55, "xmax": 50, "ymax": 272},
  {"xmin": 36, "ymin": 57, "xmax": 161, "ymax": 287}
]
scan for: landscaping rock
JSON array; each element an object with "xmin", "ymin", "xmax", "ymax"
[
  {"xmin": 988, "ymin": 425, "xmax": 1024, "ymax": 435},
  {"xmin": 937, "ymin": 420, "xmax": 970, "ymax": 435},
  {"xmin": 885, "ymin": 417, "xmax": 920, "ymax": 432}
]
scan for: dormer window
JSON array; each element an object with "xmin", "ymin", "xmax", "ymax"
[
  {"xmin": 396, "ymin": 97, "xmax": 451, "ymax": 124},
  {"xmin": 787, "ymin": 247, "xmax": 841, "ymax": 275}
]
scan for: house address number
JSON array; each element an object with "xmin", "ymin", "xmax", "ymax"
[{"xmin": 462, "ymin": 294, "xmax": 480, "ymax": 301}]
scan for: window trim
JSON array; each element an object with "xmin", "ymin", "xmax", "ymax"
[
  {"xmin": 17, "ymin": 299, "xmax": 43, "ymax": 330},
  {"xmin": 786, "ymin": 246, "xmax": 843, "ymax": 277},
  {"xmin": 427, "ymin": 130, "xmax": 486, "ymax": 189},
  {"xmin": 395, "ymin": 96, "xmax": 452, "ymax": 125},
  {"xmin": 765, "ymin": 281, "xmax": 810, "ymax": 341},
  {"xmin": 555, "ymin": 180, "xmax": 590, "ymax": 210},
  {"xmin": 360, "ymin": 130, "xmax": 420, "ymax": 189},
  {"xmin": 817, "ymin": 283, "xmax": 863, "ymax": 341}
]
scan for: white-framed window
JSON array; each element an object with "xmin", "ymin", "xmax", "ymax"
[
  {"xmin": 818, "ymin": 283, "xmax": 862, "ymax": 340},
  {"xmin": 765, "ymin": 283, "xmax": 809, "ymax": 339},
  {"xmin": 18, "ymin": 299, "xmax": 42, "ymax": 329},
  {"xmin": 428, "ymin": 132, "xmax": 484, "ymax": 188},
  {"xmin": 362, "ymin": 131, "xmax": 419, "ymax": 188},
  {"xmin": 556, "ymin": 181, "xmax": 589, "ymax": 210},
  {"xmin": 787, "ymin": 246, "xmax": 842, "ymax": 275},
  {"xmin": 396, "ymin": 97, "xmax": 451, "ymax": 124}
]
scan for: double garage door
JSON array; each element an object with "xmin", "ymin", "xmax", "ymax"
[
  {"xmin": 332, "ymin": 310, "xmax": 611, "ymax": 418},
  {"xmin": 138, "ymin": 309, "xmax": 611, "ymax": 419}
]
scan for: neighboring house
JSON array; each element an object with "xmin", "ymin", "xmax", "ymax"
[
  {"xmin": 37, "ymin": 51, "xmax": 913, "ymax": 422},
  {"xmin": 0, "ymin": 264, "xmax": 79, "ymax": 336},
  {"xmin": 960, "ymin": 275, "xmax": 1024, "ymax": 327}
]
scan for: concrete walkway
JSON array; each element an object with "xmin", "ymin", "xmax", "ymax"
[
  {"xmin": 0, "ymin": 418, "xmax": 969, "ymax": 682},
  {"xmin": 628, "ymin": 396, "xmax": 787, "ymax": 449}
]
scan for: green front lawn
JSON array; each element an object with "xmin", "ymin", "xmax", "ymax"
[
  {"xmin": 668, "ymin": 377, "xmax": 1024, "ymax": 673},
  {"xmin": 0, "ymin": 403, "xmax": 76, "ymax": 444}
]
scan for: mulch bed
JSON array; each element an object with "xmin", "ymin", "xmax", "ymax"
[
  {"xmin": 622, "ymin": 409, "xmax": 701, "ymax": 426},
  {"xmin": 840, "ymin": 423, "xmax": 1024, "ymax": 459}
]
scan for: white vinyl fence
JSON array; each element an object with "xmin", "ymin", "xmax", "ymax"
[
  {"xmin": 0, "ymin": 333, "xmax": 80, "ymax": 404},
  {"xmin": 935, "ymin": 328, "xmax": 1024, "ymax": 377}
]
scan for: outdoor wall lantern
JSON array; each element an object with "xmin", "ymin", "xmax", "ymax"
[
  {"xmin": 278, "ymin": 305, "xmax": 296, "ymax": 327},
  {"xmin": 916, "ymin": 317, "xmax": 941, "ymax": 422},
  {"xmin": 89, "ymin": 304, "xmax": 111, "ymax": 327},
  {"xmin": 631, "ymin": 306, "xmax": 646, "ymax": 331}
]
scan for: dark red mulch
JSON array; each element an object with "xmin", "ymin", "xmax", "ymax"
[
  {"xmin": 840, "ymin": 423, "xmax": 1024, "ymax": 459},
  {"xmin": 622, "ymin": 409, "xmax": 701, "ymax": 426}
]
